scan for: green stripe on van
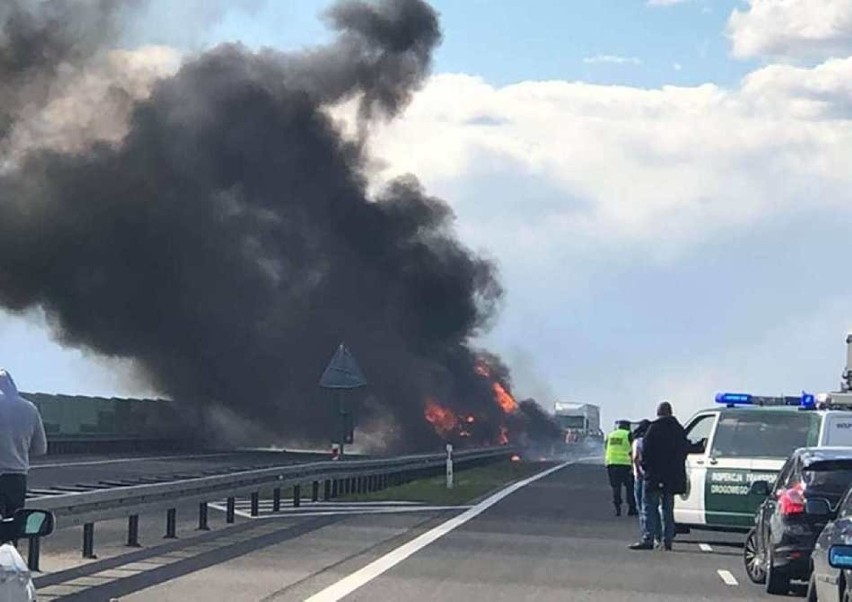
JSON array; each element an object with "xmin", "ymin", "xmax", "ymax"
[{"xmin": 704, "ymin": 468, "xmax": 778, "ymax": 528}]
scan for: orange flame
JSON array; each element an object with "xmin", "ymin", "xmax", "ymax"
[
  {"xmin": 424, "ymin": 398, "xmax": 458, "ymax": 437},
  {"xmin": 475, "ymin": 361, "xmax": 519, "ymax": 414},
  {"xmin": 492, "ymin": 382, "xmax": 519, "ymax": 414}
]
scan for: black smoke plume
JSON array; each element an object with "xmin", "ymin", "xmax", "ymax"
[{"xmin": 0, "ymin": 0, "xmax": 554, "ymax": 451}]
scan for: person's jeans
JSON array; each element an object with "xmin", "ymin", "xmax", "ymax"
[
  {"xmin": 634, "ymin": 476, "xmax": 647, "ymax": 536},
  {"xmin": 642, "ymin": 483, "xmax": 672, "ymax": 544}
]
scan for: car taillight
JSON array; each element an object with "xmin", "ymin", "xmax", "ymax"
[{"xmin": 777, "ymin": 483, "xmax": 806, "ymax": 515}]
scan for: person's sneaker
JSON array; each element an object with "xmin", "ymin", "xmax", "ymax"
[
  {"xmin": 663, "ymin": 541, "xmax": 673, "ymax": 551},
  {"xmin": 629, "ymin": 541, "xmax": 655, "ymax": 550},
  {"xmin": 614, "ymin": 506, "xmax": 622, "ymax": 517},
  {"xmin": 627, "ymin": 508, "xmax": 638, "ymax": 516}
]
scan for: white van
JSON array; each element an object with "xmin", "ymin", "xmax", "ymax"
[{"xmin": 674, "ymin": 393, "xmax": 852, "ymax": 531}]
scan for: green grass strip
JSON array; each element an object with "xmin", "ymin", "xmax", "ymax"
[{"xmin": 340, "ymin": 460, "xmax": 551, "ymax": 505}]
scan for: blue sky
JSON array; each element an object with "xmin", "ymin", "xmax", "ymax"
[
  {"xmin": 129, "ymin": 0, "xmax": 751, "ymax": 87},
  {"xmin": 4, "ymin": 0, "xmax": 852, "ymax": 429}
]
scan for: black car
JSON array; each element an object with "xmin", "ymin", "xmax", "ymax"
[
  {"xmin": 809, "ymin": 486, "xmax": 852, "ymax": 602},
  {"xmin": 744, "ymin": 447, "xmax": 852, "ymax": 595}
]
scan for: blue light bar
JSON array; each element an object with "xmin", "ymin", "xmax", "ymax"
[
  {"xmin": 716, "ymin": 392, "xmax": 753, "ymax": 405},
  {"xmin": 801, "ymin": 391, "xmax": 816, "ymax": 408}
]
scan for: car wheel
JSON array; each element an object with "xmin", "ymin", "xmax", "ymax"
[
  {"xmin": 744, "ymin": 529, "xmax": 766, "ymax": 584},
  {"xmin": 765, "ymin": 546, "xmax": 790, "ymax": 595}
]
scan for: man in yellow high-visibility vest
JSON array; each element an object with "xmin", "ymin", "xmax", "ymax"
[{"xmin": 605, "ymin": 420, "xmax": 637, "ymax": 517}]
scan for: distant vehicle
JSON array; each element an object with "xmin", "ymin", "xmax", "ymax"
[
  {"xmin": 675, "ymin": 392, "xmax": 852, "ymax": 532},
  {"xmin": 809, "ymin": 487, "xmax": 852, "ymax": 602},
  {"xmin": 0, "ymin": 509, "xmax": 55, "ymax": 602},
  {"xmin": 741, "ymin": 447, "xmax": 852, "ymax": 595},
  {"xmin": 553, "ymin": 402, "xmax": 602, "ymax": 448}
]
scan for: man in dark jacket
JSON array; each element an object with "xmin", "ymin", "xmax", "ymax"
[{"xmin": 629, "ymin": 401, "xmax": 688, "ymax": 551}]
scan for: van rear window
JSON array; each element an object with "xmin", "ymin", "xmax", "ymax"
[
  {"xmin": 803, "ymin": 460, "xmax": 852, "ymax": 498},
  {"xmin": 711, "ymin": 413, "xmax": 818, "ymax": 458}
]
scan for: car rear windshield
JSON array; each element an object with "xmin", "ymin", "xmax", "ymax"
[
  {"xmin": 804, "ymin": 461, "xmax": 852, "ymax": 497},
  {"xmin": 710, "ymin": 412, "xmax": 819, "ymax": 458}
]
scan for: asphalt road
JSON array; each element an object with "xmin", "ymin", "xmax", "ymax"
[
  {"xmin": 33, "ymin": 459, "xmax": 789, "ymax": 601},
  {"xmin": 28, "ymin": 450, "xmax": 331, "ymax": 490}
]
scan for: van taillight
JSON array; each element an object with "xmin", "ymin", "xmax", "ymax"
[{"xmin": 777, "ymin": 483, "xmax": 806, "ymax": 515}]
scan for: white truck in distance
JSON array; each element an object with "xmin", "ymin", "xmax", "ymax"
[{"xmin": 553, "ymin": 402, "xmax": 603, "ymax": 451}]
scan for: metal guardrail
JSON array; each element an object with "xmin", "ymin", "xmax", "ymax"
[{"xmin": 25, "ymin": 446, "xmax": 514, "ymax": 570}]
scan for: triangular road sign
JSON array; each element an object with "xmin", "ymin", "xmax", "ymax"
[{"xmin": 319, "ymin": 343, "xmax": 367, "ymax": 389}]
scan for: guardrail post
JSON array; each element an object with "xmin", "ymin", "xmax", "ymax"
[
  {"xmin": 331, "ymin": 479, "xmax": 339, "ymax": 498},
  {"xmin": 324, "ymin": 479, "xmax": 331, "ymax": 500},
  {"xmin": 27, "ymin": 537, "xmax": 40, "ymax": 572},
  {"xmin": 273, "ymin": 487, "xmax": 281, "ymax": 512},
  {"xmin": 293, "ymin": 484, "xmax": 301, "ymax": 507},
  {"xmin": 250, "ymin": 492, "xmax": 260, "ymax": 517},
  {"xmin": 82, "ymin": 523, "xmax": 96, "ymax": 559},
  {"xmin": 312, "ymin": 480, "xmax": 319, "ymax": 502},
  {"xmin": 127, "ymin": 515, "xmax": 141, "ymax": 546},
  {"xmin": 164, "ymin": 508, "xmax": 177, "ymax": 539},
  {"xmin": 198, "ymin": 503, "xmax": 209, "ymax": 531},
  {"xmin": 226, "ymin": 496, "xmax": 236, "ymax": 523}
]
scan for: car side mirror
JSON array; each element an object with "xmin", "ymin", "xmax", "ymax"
[
  {"xmin": 13, "ymin": 509, "xmax": 55, "ymax": 538},
  {"xmin": 749, "ymin": 480, "xmax": 770, "ymax": 497},
  {"xmin": 806, "ymin": 499, "xmax": 832, "ymax": 516},
  {"xmin": 830, "ymin": 545, "xmax": 852, "ymax": 569}
]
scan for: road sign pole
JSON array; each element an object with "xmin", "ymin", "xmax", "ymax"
[
  {"xmin": 338, "ymin": 389, "xmax": 345, "ymax": 459},
  {"xmin": 446, "ymin": 444, "xmax": 454, "ymax": 489}
]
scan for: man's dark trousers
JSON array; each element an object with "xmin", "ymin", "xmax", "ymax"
[
  {"xmin": 607, "ymin": 465, "xmax": 636, "ymax": 515},
  {"xmin": 0, "ymin": 473, "xmax": 27, "ymax": 518}
]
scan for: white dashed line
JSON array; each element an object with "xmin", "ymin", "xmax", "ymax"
[
  {"xmin": 699, "ymin": 543, "xmax": 713, "ymax": 552},
  {"xmin": 717, "ymin": 569, "xmax": 738, "ymax": 585}
]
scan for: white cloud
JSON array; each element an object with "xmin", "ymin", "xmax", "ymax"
[
  {"xmin": 583, "ymin": 54, "xmax": 642, "ymax": 65},
  {"xmin": 367, "ymin": 58, "xmax": 852, "ymax": 261},
  {"xmin": 647, "ymin": 0, "xmax": 690, "ymax": 5},
  {"xmin": 728, "ymin": 0, "xmax": 852, "ymax": 61}
]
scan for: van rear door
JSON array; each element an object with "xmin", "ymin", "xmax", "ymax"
[{"xmin": 819, "ymin": 413, "xmax": 852, "ymax": 447}]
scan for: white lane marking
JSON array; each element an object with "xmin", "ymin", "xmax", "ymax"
[
  {"xmin": 31, "ymin": 452, "xmax": 239, "ymax": 469},
  {"xmin": 255, "ymin": 506, "xmax": 471, "ymax": 519},
  {"xmin": 207, "ymin": 502, "xmax": 471, "ymax": 519},
  {"xmin": 699, "ymin": 543, "xmax": 713, "ymax": 552},
  {"xmin": 717, "ymin": 569, "xmax": 738, "ymax": 585},
  {"xmin": 232, "ymin": 500, "xmax": 424, "ymax": 508},
  {"xmin": 208, "ymin": 503, "xmax": 254, "ymax": 519},
  {"xmin": 304, "ymin": 459, "xmax": 580, "ymax": 602}
]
